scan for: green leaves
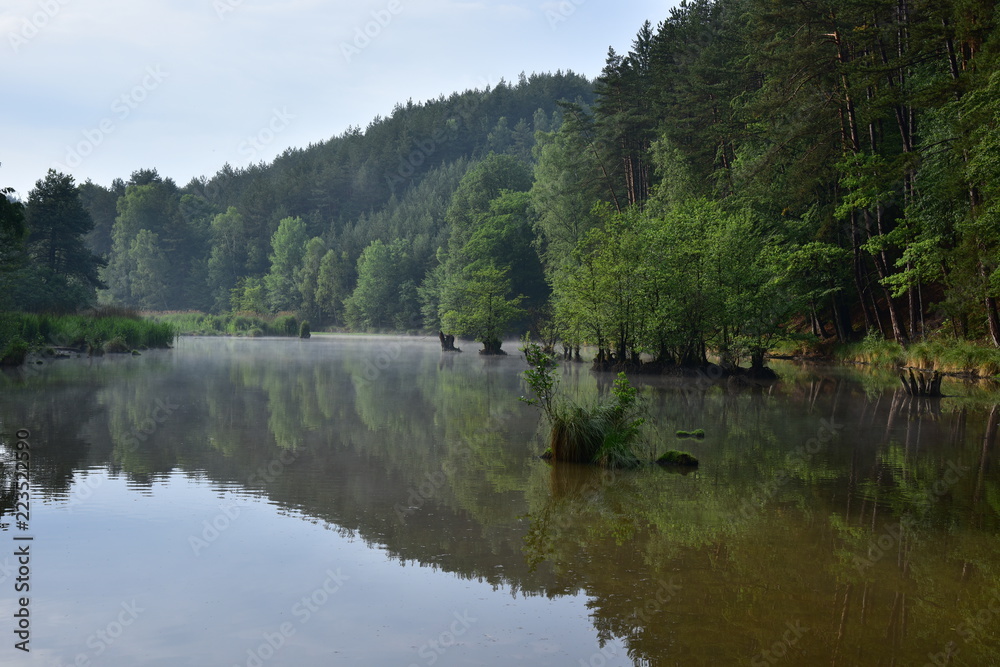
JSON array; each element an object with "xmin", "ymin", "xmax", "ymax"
[{"xmin": 441, "ymin": 264, "xmax": 524, "ymax": 351}]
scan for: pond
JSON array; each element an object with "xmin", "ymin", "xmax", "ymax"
[{"xmin": 1, "ymin": 335, "xmax": 998, "ymax": 666}]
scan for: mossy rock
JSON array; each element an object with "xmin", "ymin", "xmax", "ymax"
[
  {"xmin": 675, "ymin": 429, "xmax": 705, "ymax": 439},
  {"xmin": 657, "ymin": 450, "xmax": 699, "ymax": 467}
]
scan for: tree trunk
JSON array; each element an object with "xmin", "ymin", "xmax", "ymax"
[{"xmin": 480, "ymin": 338, "xmax": 506, "ymax": 355}]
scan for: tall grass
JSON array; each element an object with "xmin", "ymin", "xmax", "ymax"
[
  {"xmin": 907, "ymin": 339, "xmax": 1000, "ymax": 377},
  {"xmin": 522, "ymin": 338, "xmax": 646, "ymax": 468},
  {"xmin": 837, "ymin": 331, "xmax": 1000, "ymax": 377},
  {"xmin": 0, "ymin": 311, "xmax": 175, "ymax": 363},
  {"xmin": 147, "ymin": 311, "xmax": 305, "ymax": 337},
  {"xmin": 837, "ymin": 331, "xmax": 906, "ymax": 368}
]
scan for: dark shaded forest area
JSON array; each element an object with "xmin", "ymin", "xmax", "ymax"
[{"xmin": 4, "ymin": 0, "xmax": 1000, "ymax": 364}]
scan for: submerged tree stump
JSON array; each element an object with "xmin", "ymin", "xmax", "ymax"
[
  {"xmin": 479, "ymin": 338, "xmax": 506, "ymax": 355},
  {"xmin": 899, "ymin": 369, "xmax": 943, "ymax": 397},
  {"xmin": 438, "ymin": 331, "xmax": 460, "ymax": 352}
]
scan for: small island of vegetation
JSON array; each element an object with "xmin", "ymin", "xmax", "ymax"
[{"xmin": 521, "ymin": 338, "xmax": 699, "ymax": 468}]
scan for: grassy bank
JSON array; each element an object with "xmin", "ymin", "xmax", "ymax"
[
  {"xmin": 0, "ymin": 309, "xmax": 176, "ymax": 365},
  {"xmin": 835, "ymin": 334, "xmax": 1000, "ymax": 378},
  {"xmin": 145, "ymin": 311, "xmax": 308, "ymax": 338}
]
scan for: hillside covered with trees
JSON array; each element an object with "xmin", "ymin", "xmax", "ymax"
[{"xmin": 4, "ymin": 0, "xmax": 1000, "ymax": 365}]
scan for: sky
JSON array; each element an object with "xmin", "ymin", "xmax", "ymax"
[{"xmin": 1, "ymin": 0, "xmax": 674, "ymax": 199}]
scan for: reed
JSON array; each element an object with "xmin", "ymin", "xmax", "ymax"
[
  {"xmin": 523, "ymin": 337, "xmax": 646, "ymax": 469},
  {"xmin": 0, "ymin": 311, "xmax": 176, "ymax": 360},
  {"xmin": 148, "ymin": 310, "xmax": 305, "ymax": 337}
]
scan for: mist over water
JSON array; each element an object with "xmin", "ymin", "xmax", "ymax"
[{"xmin": 1, "ymin": 336, "xmax": 999, "ymax": 665}]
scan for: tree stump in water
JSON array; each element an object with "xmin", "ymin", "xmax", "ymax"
[
  {"xmin": 438, "ymin": 331, "xmax": 461, "ymax": 352},
  {"xmin": 479, "ymin": 338, "xmax": 506, "ymax": 355},
  {"xmin": 899, "ymin": 369, "xmax": 943, "ymax": 397}
]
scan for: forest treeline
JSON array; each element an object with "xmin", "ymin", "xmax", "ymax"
[{"xmin": 3, "ymin": 0, "xmax": 1000, "ymax": 365}]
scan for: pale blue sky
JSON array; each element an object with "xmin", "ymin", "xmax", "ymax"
[{"xmin": 2, "ymin": 0, "xmax": 674, "ymax": 198}]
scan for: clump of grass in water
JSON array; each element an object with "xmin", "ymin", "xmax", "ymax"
[
  {"xmin": 656, "ymin": 450, "xmax": 699, "ymax": 467},
  {"xmin": 521, "ymin": 337, "xmax": 645, "ymax": 468},
  {"xmin": 837, "ymin": 330, "xmax": 906, "ymax": 368},
  {"xmin": 675, "ymin": 429, "xmax": 705, "ymax": 439}
]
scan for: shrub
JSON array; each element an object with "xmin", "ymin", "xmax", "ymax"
[
  {"xmin": 522, "ymin": 337, "xmax": 646, "ymax": 468},
  {"xmin": 299, "ymin": 321, "xmax": 311, "ymax": 339},
  {"xmin": 273, "ymin": 314, "xmax": 298, "ymax": 336},
  {"xmin": 0, "ymin": 338, "xmax": 29, "ymax": 366}
]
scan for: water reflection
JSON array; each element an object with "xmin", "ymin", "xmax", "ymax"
[{"xmin": 0, "ymin": 338, "xmax": 999, "ymax": 664}]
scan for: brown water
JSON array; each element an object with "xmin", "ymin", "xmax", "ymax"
[{"xmin": 0, "ymin": 335, "xmax": 998, "ymax": 666}]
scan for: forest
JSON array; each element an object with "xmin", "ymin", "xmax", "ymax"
[{"xmin": 3, "ymin": 0, "xmax": 1000, "ymax": 367}]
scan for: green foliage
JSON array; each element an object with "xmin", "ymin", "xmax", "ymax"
[
  {"xmin": 314, "ymin": 249, "xmax": 352, "ymax": 326},
  {"xmin": 441, "ymin": 264, "xmax": 524, "ymax": 353},
  {"xmin": 0, "ymin": 311, "xmax": 174, "ymax": 361},
  {"xmin": 519, "ymin": 335, "xmax": 560, "ymax": 421},
  {"xmin": 273, "ymin": 315, "xmax": 298, "ymax": 336},
  {"xmin": 264, "ymin": 216, "xmax": 309, "ymax": 312},
  {"xmin": 15, "ymin": 12, "xmax": 1000, "ymax": 352},
  {"xmin": 344, "ymin": 238, "xmax": 418, "ymax": 330},
  {"xmin": 656, "ymin": 450, "xmax": 699, "ymax": 467},
  {"xmin": 837, "ymin": 331, "xmax": 907, "ymax": 368},
  {"xmin": 230, "ymin": 276, "xmax": 267, "ymax": 314},
  {"xmin": 1, "ymin": 171, "xmax": 105, "ymax": 313},
  {"xmin": 521, "ymin": 343, "xmax": 648, "ymax": 468},
  {"xmin": 206, "ymin": 207, "xmax": 251, "ymax": 311},
  {"xmin": 550, "ymin": 198, "xmax": 791, "ymax": 367},
  {"xmin": 100, "ymin": 171, "xmax": 199, "ymax": 309},
  {"xmin": 148, "ymin": 311, "xmax": 305, "ymax": 338}
]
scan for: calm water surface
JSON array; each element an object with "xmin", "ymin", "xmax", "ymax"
[{"xmin": 1, "ymin": 336, "xmax": 999, "ymax": 666}]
